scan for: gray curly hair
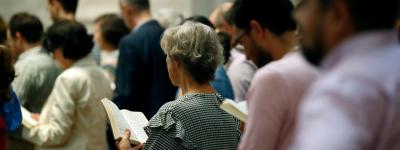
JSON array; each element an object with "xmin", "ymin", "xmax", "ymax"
[{"xmin": 161, "ymin": 21, "xmax": 224, "ymax": 84}]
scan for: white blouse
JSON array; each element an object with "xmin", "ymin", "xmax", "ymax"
[{"xmin": 23, "ymin": 56, "xmax": 113, "ymax": 150}]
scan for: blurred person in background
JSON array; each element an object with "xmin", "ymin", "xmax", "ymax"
[
  {"xmin": 93, "ymin": 13, "xmax": 129, "ymax": 87},
  {"xmin": 47, "ymin": 0, "xmax": 78, "ymax": 23},
  {"xmin": 291, "ymin": 0, "xmax": 400, "ymax": 149},
  {"xmin": 209, "ymin": 2, "xmax": 244, "ymax": 69},
  {"xmin": 22, "ymin": 21, "xmax": 112, "ymax": 150},
  {"xmin": 154, "ymin": 8, "xmax": 184, "ymax": 29},
  {"xmin": 116, "ymin": 0, "xmax": 177, "ymax": 118},
  {"xmin": 6, "ymin": 12, "xmax": 61, "ymax": 150},
  {"xmin": 0, "ymin": 45, "xmax": 21, "ymax": 150}
]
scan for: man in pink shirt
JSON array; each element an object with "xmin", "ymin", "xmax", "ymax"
[
  {"xmin": 291, "ymin": 0, "xmax": 400, "ymax": 149},
  {"xmin": 230, "ymin": 0, "xmax": 318, "ymax": 149}
]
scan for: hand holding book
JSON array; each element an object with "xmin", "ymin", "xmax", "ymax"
[{"xmin": 116, "ymin": 129, "xmax": 144, "ymax": 150}]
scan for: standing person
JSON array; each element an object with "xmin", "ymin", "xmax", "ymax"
[
  {"xmin": 22, "ymin": 21, "xmax": 112, "ymax": 150},
  {"xmin": 116, "ymin": 0, "xmax": 177, "ymax": 118},
  {"xmin": 117, "ymin": 21, "xmax": 241, "ymax": 150},
  {"xmin": 6, "ymin": 12, "xmax": 61, "ymax": 150},
  {"xmin": 93, "ymin": 14, "xmax": 129, "ymax": 85},
  {"xmin": 229, "ymin": 0, "xmax": 319, "ymax": 150},
  {"xmin": 0, "ymin": 45, "xmax": 17, "ymax": 150},
  {"xmin": 291, "ymin": 0, "xmax": 400, "ymax": 149},
  {"xmin": 47, "ymin": 0, "xmax": 78, "ymax": 23}
]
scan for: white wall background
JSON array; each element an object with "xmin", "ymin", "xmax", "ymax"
[{"xmin": 0, "ymin": 0, "xmax": 232, "ymax": 32}]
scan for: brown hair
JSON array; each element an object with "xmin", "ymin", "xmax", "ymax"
[{"xmin": 0, "ymin": 45, "xmax": 15, "ymax": 102}]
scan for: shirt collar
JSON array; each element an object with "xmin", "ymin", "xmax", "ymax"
[
  {"xmin": 17, "ymin": 46, "xmax": 41, "ymax": 61},
  {"xmin": 321, "ymin": 30, "xmax": 398, "ymax": 70}
]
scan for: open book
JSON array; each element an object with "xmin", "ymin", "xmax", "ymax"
[
  {"xmin": 21, "ymin": 106, "xmax": 38, "ymax": 128},
  {"xmin": 101, "ymin": 98, "xmax": 149, "ymax": 145},
  {"xmin": 219, "ymin": 99, "xmax": 248, "ymax": 122}
]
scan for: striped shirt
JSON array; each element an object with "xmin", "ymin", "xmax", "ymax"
[{"xmin": 144, "ymin": 93, "xmax": 241, "ymax": 150}]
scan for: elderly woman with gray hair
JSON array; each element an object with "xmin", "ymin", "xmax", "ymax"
[{"xmin": 117, "ymin": 21, "xmax": 241, "ymax": 150}]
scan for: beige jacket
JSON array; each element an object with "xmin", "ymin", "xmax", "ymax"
[{"xmin": 23, "ymin": 56, "xmax": 113, "ymax": 150}]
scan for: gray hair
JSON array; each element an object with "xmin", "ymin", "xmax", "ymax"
[{"xmin": 161, "ymin": 21, "xmax": 224, "ymax": 84}]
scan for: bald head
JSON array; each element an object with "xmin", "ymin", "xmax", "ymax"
[{"xmin": 209, "ymin": 2, "xmax": 232, "ymax": 30}]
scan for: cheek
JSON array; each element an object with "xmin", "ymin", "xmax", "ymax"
[{"xmin": 295, "ymin": 7, "xmax": 319, "ymax": 49}]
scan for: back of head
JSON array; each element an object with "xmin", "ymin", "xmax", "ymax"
[
  {"xmin": 320, "ymin": 0, "xmax": 398, "ymax": 31},
  {"xmin": 0, "ymin": 45, "xmax": 15, "ymax": 102},
  {"xmin": 58, "ymin": 0, "xmax": 79, "ymax": 14},
  {"xmin": 43, "ymin": 20, "xmax": 93, "ymax": 60},
  {"xmin": 95, "ymin": 14, "xmax": 130, "ymax": 48},
  {"xmin": 121, "ymin": 0, "xmax": 150, "ymax": 11},
  {"xmin": 9, "ymin": 12, "xmax": 43, "ymax": 44},
  {"xmin": 161, "ymin": 21, "xmax": 223, "ymax": 84},
  {"xmin": 209, "ymin": 2, "xmax": 233, "ymax": 29},
  {"xmin": 0, "ymin": 16, "xmax": 6, "ymax": 45},
  {"xmin": 231, "ymin": 0, "xmax": 296, "ymax": 36}
]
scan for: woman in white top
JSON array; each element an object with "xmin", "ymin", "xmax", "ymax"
[{"xmin": 23, "ymin": 21, "xmax": 113, "ymax": 150}]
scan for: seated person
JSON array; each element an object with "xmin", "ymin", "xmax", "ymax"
[
  {"xmin": 22, "ymin": 21, "xmax": 113, "ymax": 150},
  {"xmin": 118, "ymin": 21, "xmax": 241, "ymax": 150}
]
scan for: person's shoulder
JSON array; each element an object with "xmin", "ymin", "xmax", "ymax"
[{"xmin": 15, "ymin": 52, "xmax": 59, "ymax": 73}]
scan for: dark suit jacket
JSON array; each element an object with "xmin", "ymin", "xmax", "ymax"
[{"xmin": 114, "ymin": 20, "xmax": 177, "ymax": 118}]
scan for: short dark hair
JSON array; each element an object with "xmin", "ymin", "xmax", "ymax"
[
  {"xmin": 183, "ymin": 15, "xmax": 216, "ymax": 29},
  {"xmin": 320, "ymin": 0, "xmax": 398, "ymax": 31},
  {"xmin": 43, "ymin": 21, "xmax": 93, "ymax": 60},
  {"xmin": 125, "ymin": 0, "xmax": 150, "ymax": 11},
  {"xmin": 0, "ymin": 16, "xmax": 6, "ymax": 45},
  {"xmin": 0, "ymin": 45, "xmax": 15, "ymax": 102},
  {"xmin": 95, "ymin": 14, "xmax": 129, "ymax": 48},
  {"xmin": 57, "ymin": 0, "xmax": 78, "ymax": 14},
  {"xmin": 231, "ymin": 0, "xmax": 296, "ymax": 36},
  {"xmin": 9, "ymin": 12, "xmax": 43, "ymax": 44}
]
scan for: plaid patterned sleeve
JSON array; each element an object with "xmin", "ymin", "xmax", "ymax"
[{"xmin": 143, "ymin": 93, "xmax": 241, "ymax": 150}]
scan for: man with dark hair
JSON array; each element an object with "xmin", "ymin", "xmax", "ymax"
[
  {"xmin": 6, "ymin": 12, "xmax": 61, "ymax": 150},
  {"xmin": 115, "ymin": 0, "xmax": 177, "ymax": 118},
  {"xmin": 290, "ymin": 0, "xmax": 400, "ymax": 149},
  {"xmin": 230, "ymin": 0, "xmax": 318, "ymax": 150},
  {"xmin": 47, "ymin": 0, "xmax": 78, "ymax": 22}
]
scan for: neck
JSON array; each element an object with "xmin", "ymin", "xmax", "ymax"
[
  {"xmin": 179, "ymin": 75, "xmax": 215, "ymax": 95},
  {"xmin": 57, "ymin": 11, "xmax": 75, "ymax": 22},
  {"xmin": 21, "ymin": 42, "xmax": 40, "ymax": 54},
  {"xmin": 102, "ymin": 44, "xmax": 117, "ymax": 52},
  {"xmin": 270, "ymin": 31, "xmax": 297, "ymax": 60},
  {"xmin": 61, "ymin": 59, "xmax": 76, "ymax": 70},
  {"xmin": 131, "ymin": 11, "xmax": 151, "ymax": 29}
]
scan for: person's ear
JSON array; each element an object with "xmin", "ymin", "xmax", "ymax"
[
  {"xmin": 328, "ymin": 0, "xmax": 353, "ymax": 34},
  {"xmin": 14, "ymin": 32, "xmax": 24, "ymax": 43},
  {"xmin": 249, "ymin": 20, "xmax": 270, "ymax": 40}
]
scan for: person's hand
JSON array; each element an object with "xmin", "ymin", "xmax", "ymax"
[
  {"xmin": 30, "ymin": 113, "xmax": 40, "ymax": 121},
  {"xmin": 116, "ymin": 129, "xmax": 143, "ymax": 150}
]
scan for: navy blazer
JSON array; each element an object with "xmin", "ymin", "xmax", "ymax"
[{"xmin": 114, "ymin": 20, "xmax": 177, "ymax": 118}]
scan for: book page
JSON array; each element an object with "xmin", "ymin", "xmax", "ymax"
[
  {"xmin": 21, "ymin": 106, "xmax": 38, "ymax": 128},
  {"xmin": 220, "ymin": 99, "xmax": 248, "ymax": 122},
  {"xmin": 121, "ymin": 110, "xmax": 149, "ymax": 144},
  {"xmin": 101, "ymin": 99, "xmax": 130, "ymax": 140}
]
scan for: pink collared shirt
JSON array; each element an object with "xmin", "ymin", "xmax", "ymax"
[
  {"xmin": 291, "ymin": 30, "xmax": 400, "ymax": 150},
  {"xmin": 239, "ymin": 51, "xmax": 318, "ymax": 150}
]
